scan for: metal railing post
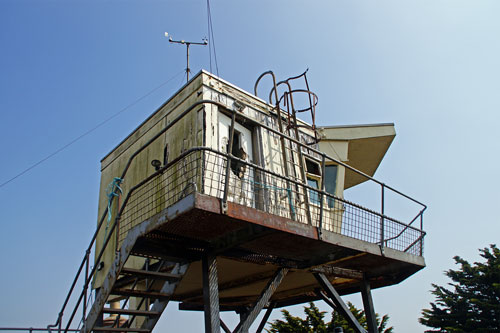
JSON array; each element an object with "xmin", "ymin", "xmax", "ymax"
[
  {"xmin": 82, "ymin": 250, "xmax": 90, "ymax": 333},
  {"xmin": 318, "ymin": 154, "xmax": 326, "ymax": 239},
  {"xmin": 380, "ymin": 184, "xmax": 385, "ymax": 248},
  {"xmin": 420, "ymin": 213, "xmax": 424, "ymax": 256},
  {"xmin": 222, "ymin": 111, "xmax": 236, "ymax": 214}
]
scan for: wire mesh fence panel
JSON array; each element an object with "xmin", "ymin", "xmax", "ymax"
[
  {"xmin": 118, "ymin": 151, "xmax": 202, "ymax": 245},
  {"xmin": 117, "ymin": 148, "xmax": 424, "ymax": 254}
]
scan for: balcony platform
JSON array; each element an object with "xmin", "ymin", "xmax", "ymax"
[{"xmin": 127, "ymin": 192, "xmax": 425, "ymax": 311}]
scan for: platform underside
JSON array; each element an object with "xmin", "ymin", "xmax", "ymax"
[{"xmin": 127, "ymin": 193, "xmax": 425, "ymax": 311}]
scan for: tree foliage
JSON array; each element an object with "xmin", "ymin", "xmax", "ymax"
[
  {"xmin": 420, "ymin": 244, "xmax": 500, "ymax": 332},
  {"xmin": 267, "ymin": 301, "xmax": 393, "ymax": 333}
]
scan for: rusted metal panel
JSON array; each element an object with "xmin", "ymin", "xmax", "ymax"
[{"xmin": 310, "ymin": 265, "xmax": 364, "ymax": 280}]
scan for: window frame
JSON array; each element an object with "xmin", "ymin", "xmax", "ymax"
[{"xmin": 304, "ymin": 157, "xmax": 322, "ymax": 206}]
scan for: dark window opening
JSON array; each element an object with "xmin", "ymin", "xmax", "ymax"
[
  {"xmin": 305, "ymin": 159, "xmax": 321, "ymax": 176},
  {"xmin": 227, "ymin": 130, "xmax": 247, "ymax": 178},
  {"xmin": 305, "ymin": 158, "xmax": 321, "ymax": 205}
]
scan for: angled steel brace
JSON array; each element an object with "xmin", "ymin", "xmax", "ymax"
[
  {"xmin": 255, "ymin": 302, "xmax": 275, "ymax": 333},
  {"xmin": 140, "ymin": 263, "xmax": 190, "ymax": 331},
  {"xmin": 313, "ymin": 273, "xmax": 367, "ymax": 333},
  {"xmin": 317, "ymin": 290, "xmax": 337, "ymax": 310},
  {"xmin": 220, "ymin": 319, "xmax": 232, "ymax": 333},
  {"xmin": 234, "ymin": 268, "xmax": 288, "ymax": 333},
  {"xmin": 203, "ymin": 255, "xmax": 221, "ymax": 333},
  {"xmin": 361, "ymin": 277, "xmax": 377, "ymax": 333}
]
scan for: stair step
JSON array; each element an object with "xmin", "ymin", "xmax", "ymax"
[
  {"xmin": 112, "ymin": 288, "xmax": 171, "ymax": 300},
  {"xmin": 120, "ymin": 267, "xmax": 182, "ymax": 281},
  {"xmin": 93, "ymin": 327, "xmax": 150, "ymax": 332},
  {"xmin": 102, "ymin": 308, "xmax": 161, "ymax": 317}
]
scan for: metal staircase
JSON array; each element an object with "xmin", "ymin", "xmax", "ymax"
[
  {"xmin": 77, "ymin": 215, "xmax": 191, "ymax": 333},
  {"xmin": 86, "ymin": 251, "xmax": 189, "ymax": 332}
]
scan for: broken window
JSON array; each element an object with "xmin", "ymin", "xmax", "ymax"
[
  {"xmin": 305, "ymin": 158, "xmax": 321, "ymax": 205},
  {"xmin": 227, "ymin": 130, "xmax": 247, "ymax": 178},
  {"xmin": 305, "ymin": 159, "xmax": 321, "ymax": 176}
]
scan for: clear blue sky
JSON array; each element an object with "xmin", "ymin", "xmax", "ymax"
[{"xmin": 1, "ymin": 1, "xmax": 499, "ymax": 332}]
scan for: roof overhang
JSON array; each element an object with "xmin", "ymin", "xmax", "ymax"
[{"xmin": 318, "ymin": 123, "xmax": 396, "ymax": 189}]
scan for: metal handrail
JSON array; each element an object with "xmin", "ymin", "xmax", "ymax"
[
  {"xmin": 47, "ymin": 96, "xmax": 426, "ymax": 332},
  {"xmin": 197, "ymin": 147, "xmax": 425, "ymax": 234},
  {"xmin": 383, "ymin": 208, "xmax": 426, "ymax": 244},
  {"xmin": 0, "ymin": 328, "xmax": 81, "ymax": 332}
]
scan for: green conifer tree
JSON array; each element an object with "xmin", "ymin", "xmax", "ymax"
[
  {"xmin": 267, "ymin": 301, "xmax": 393, "ymax": 332},
  {"xmin": 420, "ymin": 244, "xmax": 500, "ymax": 332}
]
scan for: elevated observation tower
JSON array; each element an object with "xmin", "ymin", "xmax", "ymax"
[{"xmin": 51, "ymin": 70, "xmax": 426, "ymax": 333}]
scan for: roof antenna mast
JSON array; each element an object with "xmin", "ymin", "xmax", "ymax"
[{"xmin": 165, "ymin": 32, "xmax": 207, "ymax": 83}]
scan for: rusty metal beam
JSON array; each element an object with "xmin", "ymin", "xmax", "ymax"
[{"xmin": 310, "ymin": 266, "xmax": 364, "ymax": 280}]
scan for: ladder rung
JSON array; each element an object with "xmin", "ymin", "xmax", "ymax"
[
  {"xmin": 112, "ymin": 288, "xmax": 171, "ymax": 300},
  {"xmin": 102, "ymin": 308, "xmax": 161, "ymax": 317},
  {"xmin": 93, "ymin": 327, "xmax": 150, "ymax": 332},
  {"xmin": 120, "ymin": 267, "xmax": 182, "ymax": 281}
]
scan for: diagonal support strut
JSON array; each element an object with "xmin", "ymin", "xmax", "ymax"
[
  {"xmin": 234, "ymin": 268, "xmax": 288, "ymax": 333},
  {"xmin": 313, "ymin": 272, "xmax": 367, "ymax": 333},
  {"xmin": 255, "ymin": 302, "xmax": 275, "ymax": 333}
]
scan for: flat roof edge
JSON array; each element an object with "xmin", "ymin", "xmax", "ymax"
[{"xmin": 318, "ymin": 123, "xmax": 395, "ymax": 129}]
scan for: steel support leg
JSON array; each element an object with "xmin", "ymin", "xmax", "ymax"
[
  {"xmin": 234, "ymin": 268, "xmax": 288, "ymax": 333},
  {"xmin": 313, "ymin": 273, "xmax": 367, "ymax": 333},
  {"xmin": 255, "ymin": 302, "xmax": 275, "ymax": 333},
  {"xmin": 203, "ymin": 255, "xmax": 221, "ymax": 333},
  {"xmin": 361, "ymin": 277, "xmax": 377, "ymax": 333}
]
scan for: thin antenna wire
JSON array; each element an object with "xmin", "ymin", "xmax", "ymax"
[
  {"xmin": 206, "ymin": 0, "xmax": 219, "ymax": 76},
  {"xmin": 0, "ymin": 69, "xmax": 185, "ymax": 190},
  {"xmin": 206, "ymin": 0, "xmax": 212, "ymax": 73}
]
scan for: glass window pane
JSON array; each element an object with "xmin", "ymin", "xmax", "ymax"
[
  {"xmin": 307, "ymin": 178, "xmax": 320, "ymax": 205},
  {"xmin": 325, "ymin": 165, "xmax": 338, "ymax": 208}
]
